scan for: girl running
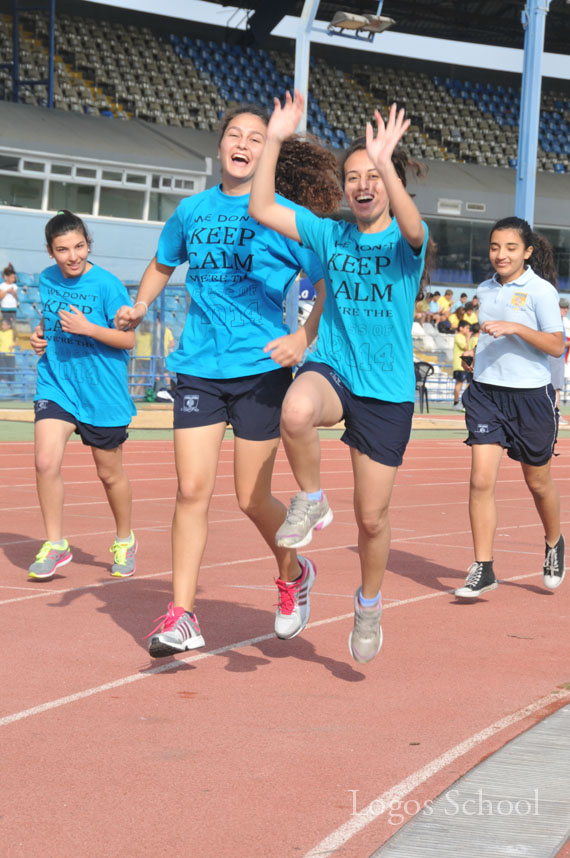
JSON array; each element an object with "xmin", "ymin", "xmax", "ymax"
[
  {"xmin": 249, "ymin": 93, "xmax": 430, "ymax": 663},
  {"xmin": 115, "ymin": 103, "xmax": 342, "ymax": 657},
  {"xmin": 454, "ymin": 216, "xmax": 565, "ymax": 598},
  {"xmin": 29, "ymin": 210, "xmax": 137, "ymax": 580}
]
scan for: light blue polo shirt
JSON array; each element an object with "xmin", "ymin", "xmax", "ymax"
[{"xmin": 474, "ymin": 266, "xmax": 563, "ymax": 387}]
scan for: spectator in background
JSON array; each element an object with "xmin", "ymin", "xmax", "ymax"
[
  {"xmin": 448, "ymin": 305, "xmax": 466, "ymax": 332},
  {"xmin": 1, "ymin": 264, "xmax": 18, "ymax": 317},
  {"xmin": 451, "ymin": 292, "xmax": 468, "ymax": 313},
  {"xmin": 414, "ymin": 290, "xmax": 430, "ymax": 324},
  {"xmin": 134, "ymin": 320, "xmax": 154, "ymax": 396},
  {"xmin": 452, "ymin": 319, "xmax": 472, "ymax": 410},
  {"xmin": 438, "ymin": 288, "xmax": 454, "ymax": 314},
  {"xmin": 462, "ymin": 300, "xmax": 478, "ymax": 326},
  {"xmin": 0, "ymin": 317, "xmax": 16, "ymax": 387}
]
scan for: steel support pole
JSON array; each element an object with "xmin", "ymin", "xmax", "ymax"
[
  {"xmin": 293, "ymin": 0, "xmax": 319, "ymax": 133},
  {"xmin": 515, "ymin": 0, "xmax": 551, "ymax": 226}
]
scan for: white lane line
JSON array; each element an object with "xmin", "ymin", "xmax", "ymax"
[
  {"xmin": 0, "ymin": 575, "xmax": 548, "ymax": 725},
  {"xmin": 300, "ymin": 688, "xmax": 570, "ymax": 858},
  {"xmin": 0, "ymin": 585, "xmax": 470, "ymax": 726}
]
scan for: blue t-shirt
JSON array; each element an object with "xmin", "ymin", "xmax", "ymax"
[
  {"xmin": 474, "ymin": 266, "xmax": 563, "ymax": 387},
  {"xmin": 157, "ymin": 185, "xmax": 323, "ymax": 379},
  {"xmin": 296, "ymin": 210, "xmax": 428, "ymax": 402},
  {"xmin": 35, "ymin": 263, "xmax": 136, "ymax": 426}
]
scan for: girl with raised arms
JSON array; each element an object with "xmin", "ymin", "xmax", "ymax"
[
  {"xmin": 454, "ymin": 216, "xmax": 566, "ymax": 599},
  {"xmin": 249, "ymin": 92, "xmax": 430, "ymax": 663},
  {"xmin": 115, "ymin": 103, "xmax": 342, "ymax": 656},
  {"xmin": 29, "ymin": 210, "xmax": 137, "ymax": 581}
]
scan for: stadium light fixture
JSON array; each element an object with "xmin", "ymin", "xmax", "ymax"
[{"xmin": 327, "ymin": 11, "xmax": 396, "ymax": 41}]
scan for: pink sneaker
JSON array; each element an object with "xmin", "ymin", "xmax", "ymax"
[
  {"xmin": 146, "ymin": 601, "xmax": 205, "ymax": 657},
  {"xmin": 274, "ymin": 556, "xmax": 316, "ymax": 639}
]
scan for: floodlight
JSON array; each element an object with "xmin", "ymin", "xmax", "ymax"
[{"xmin": 328, "ymin": 11, "xmax": 395, "ymax": 38}]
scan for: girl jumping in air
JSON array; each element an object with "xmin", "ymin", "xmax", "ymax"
[
  {"xmin": 29, "ymin": 210, "xmax": 137, "ymax": 580},
  {"xmin": 249, "ymin": 93, "xmax": 430, "ymax": 663},
  {"xmin": 454, "ymin": 216, "xmax": 565, "ymax": 598},
  {"xmin": 115, "ymin": 103, "xmax": 342, "ymax": 657}
]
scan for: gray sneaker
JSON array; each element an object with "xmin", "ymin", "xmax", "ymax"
[
  {"xmin": 28, "ymin": 540, "xmax": 72, "ymax": 580},
  {"xmin": 276, "ymin": 492, "xmax": 333, "ymax": 548},
  {"xmin": 146, "ymin": 602, "xmax": 205, "ymax": 658},
  {"xmin": 110, "ymin": 532, "xmax": 137, "ymax": 578},
  {"xmin": 348, "ymin": 589, "xmax": 383, "ymax": 664}
]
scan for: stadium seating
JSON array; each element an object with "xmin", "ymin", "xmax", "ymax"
[{"xmin": 1, "ymin": 9, "xmax": 569, "ymax": 171}]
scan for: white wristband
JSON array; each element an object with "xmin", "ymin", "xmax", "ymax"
[{"xmin": 134, "ymin": 301, "xmax": 148, "ymax": 314}]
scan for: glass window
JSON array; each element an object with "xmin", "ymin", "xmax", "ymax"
[
  {"xmin": 99, "ymin": 187, "xmax": 144, "ymax": 219},
  {"xmin": 102, "ymin": 170, "xmax": 123, "ymax": 182},
  {"xmin": 50, "ymin": 164, "xmax": 73, "ymax": 176},
  {"xmin": 48, "ymin": 182, "xmax": 95, "ymax": 215},
  {"xmin": 0, "ymin": 156, "xmax": 19, "ymax": 172},
  {"xmin": 75, "ymin": 167, "xmax": 97, "ymax": 179},
  {"xmin": 151, "ymin": 174, "xmax": 160, "ymax": 188},
  {"xmin": 22, "ymin": 160, "xmax": 45, "ymax": 173},
  {"xmin": 0, "ymin": 175, "xmax": 43, "ymax": 208},
  {"xmin": 148, "ymin": 192, "xmax": 184, "ymax": 222},
  {"xmin": 125, "ymin": 173, "xmax": 146, "ymax": 185}
]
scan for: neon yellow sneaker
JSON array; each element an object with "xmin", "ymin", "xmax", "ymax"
[
  {"xmin": 28, "ymin": 540, "xmax": 72, "ymax": 580},
  {"xmin": 110, "ymin": 532, "xmax": 137, "ymax": 578}
]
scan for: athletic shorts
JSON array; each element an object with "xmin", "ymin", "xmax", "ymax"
[
  {"xmin": 34, "ymin": 399, "xmax": 128, "ymax": 450},
  {"xmin": 295, "ymin": 362, "xmax": 413, "ymax": 467},
  {"xmin": 453, "ymin": 370, "xmax": 470, "ymax": 382},
  {"xmin": 463, "ymin": 379, "xmax": 558, "ymax": 466},
  {"xmin": 173, "ymin": 367, "xmax": 292, "ymax": 441}
]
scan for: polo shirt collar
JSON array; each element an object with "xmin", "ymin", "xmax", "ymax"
[{"xmin": 491, "ymin": 266, "xmax": 534, "ymax": 288}]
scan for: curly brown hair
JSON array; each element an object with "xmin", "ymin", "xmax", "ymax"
[{"xmin": 276, "ymin": 134, "xmax": 343, "ymax": 217}]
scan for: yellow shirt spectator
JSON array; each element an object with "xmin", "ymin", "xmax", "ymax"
[
  {"xmin": 0, "ymin": 326, "xmax": 15, "ymax": 353},
  {"xmin": 453, "ymin": 330, "xmax": 471, "ymax": 372}
]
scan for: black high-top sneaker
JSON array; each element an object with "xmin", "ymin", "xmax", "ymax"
[{"xmin": 455, "ymin": 561, "xmax": 497, "ymax": 599}]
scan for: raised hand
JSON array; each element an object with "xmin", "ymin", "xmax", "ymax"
[
  {"xmin": 267, "ymin": 89, "xmax": 305, "ymax": 143},
  {"xmin": 366, "ymin": 103, "xmax": 410, "ymax": 172}
]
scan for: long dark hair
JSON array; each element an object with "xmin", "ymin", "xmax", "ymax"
[
  {"xmin": 342, "ymin": 137, "xmax": 435, "ymax": 289},
  {"xmin": 490, "ymin": 216, "xmax": 558, "ymax": 286},
  {"xmin": 45, "ymin": 210, "xmax": 91, "ymax": 251}
]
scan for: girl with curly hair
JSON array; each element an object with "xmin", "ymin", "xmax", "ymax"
[{"xmin": 115, "ymin": 102, "xmax": 342, "ymax": 656}]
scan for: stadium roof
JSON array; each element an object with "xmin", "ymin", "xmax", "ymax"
[{"xmin": 206, "ymin": 0, "xmax": 570, "ymax": 55}]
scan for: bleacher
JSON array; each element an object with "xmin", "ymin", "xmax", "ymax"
[{"xmin": 1, "ymin": 10, "xmax": 569, "ymax": 173}]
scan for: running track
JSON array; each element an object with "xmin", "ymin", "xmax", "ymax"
[{"xmin": 1, "ymin": 437, "xmax": 569, "ymax": 857}]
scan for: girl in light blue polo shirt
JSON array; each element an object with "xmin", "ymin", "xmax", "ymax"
[{"xmin": 455, "ymin": 216, "xmax": 565, "ymax": 599}]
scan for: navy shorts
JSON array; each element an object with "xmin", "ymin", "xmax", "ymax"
[
  {"xmin": 453, "ymin": 370, "xmax": 470, "ymax": 382},
  {"xmin": 34, "ymin": 399, "xmax": 128, "ymax": 450},
  {"xmin": 463, "ymin": 379, "xmax": 558, "ymax": 466},
  {"xmin": 295, "ymin": 362, "xmax": 413, "ymax": 467},
  {"xmin": 173, "ymin": 367, "xmax": 292, "ymax": 441}
]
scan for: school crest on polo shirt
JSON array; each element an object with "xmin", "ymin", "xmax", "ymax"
[{"xmin": 510, "ymin": 292, "xmax": 528, "ymax": 310}]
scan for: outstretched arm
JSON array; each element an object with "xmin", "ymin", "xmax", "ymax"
[
  {"xmin": 114, "ymin": 257, "xmax": 174, "ymax": 331},
  {"xmin": 366, "ymin": 104, "xmax": 425, "ymax": 250},
  {"xmin": 249, "ymin": 91, "xmax": 303, "ymax": 242}
]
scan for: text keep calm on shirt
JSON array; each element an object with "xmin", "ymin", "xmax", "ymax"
[
  {"xmin": 35, "ymin": 263, "xmax": 136, "ymax": 426},
  {"xmin": 157, "ymin": 186, "xmax": 323, "ymax": 379},
  {"xmin": 296, "ymin": 210, "xmax": 428, "ymax": 402}
]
